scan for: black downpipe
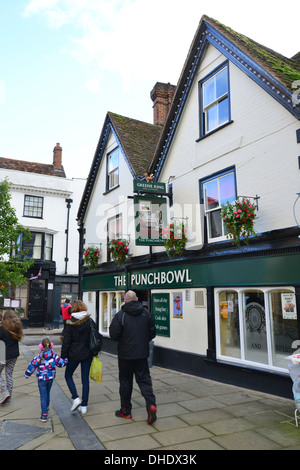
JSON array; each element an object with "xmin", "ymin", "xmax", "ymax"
[{"xmin": 64, "ymin": 198, "xmax": 73, "ymax": 274}]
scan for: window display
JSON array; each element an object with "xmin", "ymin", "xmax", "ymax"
[{"xmin": 215, "ymin": 287, "xmax": 298, "ymax": 372}]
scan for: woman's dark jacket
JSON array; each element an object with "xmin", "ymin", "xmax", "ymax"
[
  {"xmin": 0, "ymin": 326, "xmax": 20, "ymax": 360},
  {"xmin": 61, "ymin": 313, "xmax": 95, "ymax": 361},
  {"xmin": 109, "ymin": 300, "xmax": 156, "ymax": 360}
]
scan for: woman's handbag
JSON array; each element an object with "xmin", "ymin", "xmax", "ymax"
[
  {"xmin": 89, "ymin": 356, "xmax": 102, "ymax": 383},
  {"xmin": 90, "ymin": 319, "xmax": 103, "ymax": 354}
]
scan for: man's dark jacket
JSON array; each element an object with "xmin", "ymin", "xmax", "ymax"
[{"xmin": 109, "ymin": 300, "xmax": 156, "ymax": 360}]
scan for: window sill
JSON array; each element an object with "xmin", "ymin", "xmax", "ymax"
[
  {"xmin": 196, "ymin": 120, "xmax": 234, "ymax": 142},
  {"xmin": 103, "ymin": 184, "xmax": 120, "ymax": 195}
]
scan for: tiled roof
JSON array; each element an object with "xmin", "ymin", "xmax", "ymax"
[
  {"xmin": 108, "ymin": 112, "xmax": 162, "ymax": 177},
  {"xmin": 77, "ymin": 112, "xmax": 162, "ymax": 221},
  {"xmin": 0, "ymin": 156, "xmax": 66, "ymax": 177},
  {"xmin": 205, "ymin": 16, "xmax": 300, "ymax": 92}
]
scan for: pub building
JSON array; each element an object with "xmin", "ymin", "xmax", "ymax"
[{"xmin": 77, "ymin": 16, "xmax": 300, "ymax": 398}]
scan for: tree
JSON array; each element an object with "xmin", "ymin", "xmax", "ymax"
[{"xmin": 0, "ymin": 178, "xmax": 33, "ymax": 295}]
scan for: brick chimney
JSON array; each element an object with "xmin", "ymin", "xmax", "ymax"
[
  {"xmin": 53, "ymin": 143, "xmax": 62, "ymax": 170},
  {"xmin": 150, "ymin": 82, "xmax": 176, "ymax": 126}
]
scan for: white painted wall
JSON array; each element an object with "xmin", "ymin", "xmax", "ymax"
[
  {"xmin": 159, "ymin": 43, "xmax": 300, "ymax": 242},
  {"xmin": 83, "ymin": 129, "xmax": 150, "ymax": 261},
  {"xmin": 0, "ymin": 168, "xmax": 86, "ymax": 275},
  {"xmin": 151, "ymin": 288, "xmax": 208, "ymax": 355}
]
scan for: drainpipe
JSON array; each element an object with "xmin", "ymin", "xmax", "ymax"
[
  {"xmin": 77, "ymin": 222, "xmax": 85, "ymax": 300},
  {"xmin": 65, "ymin": 198, "xmax": 73, "ymax": 274}
]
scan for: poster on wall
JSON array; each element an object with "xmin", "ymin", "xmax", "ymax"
[
  {"xmin": 151, "ymin": 293, "xmax": 170, "ymax": 337},
  {"xmin": 281, "ymin": 293, "xmax": 297, "ymax": 320},
  {"xmin": 173, "ymin": 293, "xmax": 183, "ymax": 319}
]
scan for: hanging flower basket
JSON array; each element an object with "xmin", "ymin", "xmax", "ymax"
[
  {"xmin": 162, "ymin": 222, "xmax": 187, "ymax": 259},
  {"xmin": 83, "ymin": 246, "xmax": 100, "ymax": 271},
  {"xmin": 108, "ymin": 238, "xmax": 129, "ymax": 265},
  {"xmin": 221, "ymin": 198, "xmax": 257, "ymax": 246}
]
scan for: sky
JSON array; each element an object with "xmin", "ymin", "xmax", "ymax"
[{"xmin": 0, "ymin": 0, "xmax": 299, "ymax": 180}]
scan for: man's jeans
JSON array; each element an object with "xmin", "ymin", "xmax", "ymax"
[
  {"xmin": 38, "ymin": 379, "xmax": 53, "ymax": 416},
  {"xmin": 65, "ymin": 357, "xmax": 93, "ymax": 406}
]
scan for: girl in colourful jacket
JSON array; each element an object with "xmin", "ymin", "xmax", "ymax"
[{"xmin": 25, "ymin": 338, "xmax": 68, "ymax": 422}]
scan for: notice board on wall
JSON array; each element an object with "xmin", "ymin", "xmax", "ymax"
[{"xmin": 151, "ymin": 293, "xmax": 170, "ymax": 337}]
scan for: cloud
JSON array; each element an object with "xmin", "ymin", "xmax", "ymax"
[
  {"xmin": 23, "ymin": 0, "xmax": 201, "ymax": 92},
  {"xmin": 23, "ymin": 0, "xmax": 300, "ymax": 95}
]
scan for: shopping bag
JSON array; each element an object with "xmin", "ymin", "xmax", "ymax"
[{"xmin": 89, "ymin": 357, "xmax": 102, "ymax": 383}]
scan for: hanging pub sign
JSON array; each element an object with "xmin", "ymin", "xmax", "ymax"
[
  {"xmin": 133, "ymin": 180, "xmax": 166, "ymax": 194},
  {"xmin": 134, "ymin": 194, "xmax": 168, "ymax": 245}
]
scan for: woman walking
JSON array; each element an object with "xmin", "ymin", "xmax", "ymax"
[
  {"xmin": 61, "ymin": 300, "xmax": 96, "ymax": 415},
  {"xmin": 0, "ymin": 310, "xmax": 23, "ymax": 404}
]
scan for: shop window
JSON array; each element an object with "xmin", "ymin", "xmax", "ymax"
[
  {"xmin": 269, "ymin": 290, "xmax": 298, "ymax": 368},
  {"xmin": 100, "ymin": 291, "xmax": 124, "ymax": 335},
  {"xmin": 243, "ymin": 290, "xmax": 267, "ymax": 365},
  {"xmin": 215, "ymin": 287, "xmax": 298, "ymax": 372},
  {"xmin": 218, "ymin": 291, "xmax": 240, "ymax": 359}
]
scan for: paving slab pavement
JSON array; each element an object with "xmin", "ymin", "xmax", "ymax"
[{"xmin": 0, "ymin": 336, "xmax": 300, "ymax": 451}]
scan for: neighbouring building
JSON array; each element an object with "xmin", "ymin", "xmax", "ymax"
[
  {"xmin": 0, "ymin": 143, "xmax": 86, "ymax": 327},
  {"xmin": 77, "ymin": 16, "xmax": 300, "ymax": 397}
]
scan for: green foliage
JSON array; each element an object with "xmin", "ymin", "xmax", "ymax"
[
  {"xmin": 83, "ymin": 246, "xmax": 100, "ymax": 271},
  {"xmin": 162, "ymin": 222, "xmax": 187, "ymax": 259},
  {"xmin": 0, "ymin": 178, "xmax": 33, "ymax": 294},
  {"xmin": 108, "ymin": 238, "xmax": 129, "ymax": 265},
  {"xmin": 221, "ymin": 198, "xmax": 257, "ymax": 246}
]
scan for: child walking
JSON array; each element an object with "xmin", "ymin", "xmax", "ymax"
[{"xmin": 25, "ymin": 338, "xmax": 68, "ymax": 422}]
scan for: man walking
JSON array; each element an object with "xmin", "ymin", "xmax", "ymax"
[{"xmin": 109, "ymin": 290, "xmax": 157, "ymax": 424}]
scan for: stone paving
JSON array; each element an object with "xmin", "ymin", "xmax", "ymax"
[{"xmin": 0, "ymin": 342, "xmax": 300, "ymax": 450}]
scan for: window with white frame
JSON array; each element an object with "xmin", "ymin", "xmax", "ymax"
[
  {"xmin": 201, "ymin": 64, "xmax": 230, "ymax": 135},
  {"xmin": 107, "ymin": 214, "xmax": 122, "ymax": 260},
  {"xmin": 100, "ymin": 291, "xmax": 125, "ymax": 335},
  {"xmin": 215, "ymin": 287, "xmax": 298, "ymax": 372},
  {"xmin": 202, "ymin": 169, "xmax": 236, "ymax": 241},
  {"xmin": 23, "ymin": 195, "xmax": 43, "ymax": 218},
  {"xmin": 107, "ymin": 147, "xmax": 119, "ymax": 190}
]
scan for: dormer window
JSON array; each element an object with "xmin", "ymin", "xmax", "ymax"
[{"xmin": 106, "ymin": 147, "xmax": 119, "ymax": 191}]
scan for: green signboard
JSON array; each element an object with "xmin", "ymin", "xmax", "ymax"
[
  {"xmin": 134, "ymin": 195, "xmax": 167, "ymax": 246},
  {"xmin": 133, "ymin": 180, "xmax": 166, "ymax": 194},
  {"xmin": 82, "ymin": 252, "xmax": 300, "ymax": 292},
  {"xmin": 151, "ymin": 293, "xmax": 170, "ymax": 337}
]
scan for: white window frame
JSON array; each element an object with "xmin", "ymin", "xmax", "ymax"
[
  {"xmin": 214, "ymin": 286, "xmax": 297, "ymax": 374},
  {"xmin": 99, "ymin": 291, "xmax": 125, "ymax": 336},
  {"xmin": 202, "ymin": 65, "xmax": 230, "ymax": 134},
  {"xmin": 107, "ymin": 148, "xmax": 119, "ymax": 191},
  {"xmin": 202, "ymin": 170, "xmax": 236, "ymax": 242}
]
